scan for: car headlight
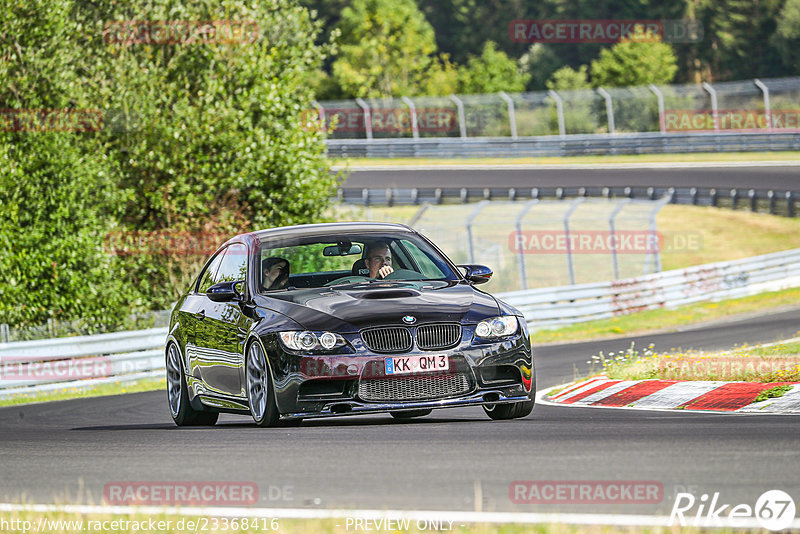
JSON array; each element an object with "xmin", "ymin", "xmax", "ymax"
[
  {"xmin": 279, "ymin": 331, "xmax": 346, "ymax": 352},
  {"xmin": 474, "ymin": 316, "xmax": 518, "ymax": 339}
]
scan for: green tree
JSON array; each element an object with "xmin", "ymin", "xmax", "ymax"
[
  {"xmin": 693, "ymin": 0, "xmax": 784, "ymax": 80},
  {"xmin": 520, "ymin": 43, "xmax": 563, "ymax": 91},
  {"xmin": 332, "ymin": 0, "xmax": 438, "ymax": 97},
  {"xmin": 0, "ymin": 0, "xmax": 338, "ymax": 327},
  {"xmin": 0, "ymin": 0, "xmax": 137, "ymax": 328},
  {"xmin": 590, "ymin": 37, "xmax": 678, "ymax": 87},
  {"xmin": 773, "ymin": 0, "xmax": 800, "ymax": 73},
  {"xmin": 458, "ymin": 41, "xmax": 530, "ymax": 94},
  {"xmin": 546, "ymin": 65, "xmax": 591, "ymax": 91}
]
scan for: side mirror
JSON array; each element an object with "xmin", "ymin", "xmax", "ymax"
[
  {"xmin": 458, "ymin": 264, "xmax": 493, "ymax": 285},
  {"xmin": 207, "ymin": 281, "xmax": 243, "ymax": 302}
]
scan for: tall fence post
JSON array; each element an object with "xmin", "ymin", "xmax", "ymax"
[
  {"xmin": 754, "ymin": 79, "xmax": 772, "ymax": 130},
  {"xmin": 354, "ymin": 97, "xmax": 373, "ymax": 140},
  {"xmin": 644, "ymin": 195, "xmax": 672, "ymax": 274},
  {"xmin": 0, "ymin": 323, "xmax": 9, "ymax": 343},
  {"xmin": 498, "ymin": 91, "xmax": 518, "ymax": 139},
  {"xmin": 465, "ymin": 200, "xmax": 489, "ymax": 264},
  {"xmin": 608, "ymin": 199, "xmax": 631, "ymax": 280},
  {"xmin": 514, "ymin": 199, "xmax": 539, "ymax": 290},
  {"xmin": 563, "ymin": 197, "xmax": 585, "ymax": 285},
  {"xmin": 702, "ymin": 82, "xmax": 719, "ymax": 132},
  {"xmin": 596, "ymin": 87, "xmax": 615, "ymax": 134},
  {"xmin": 548, "ymin": 89, "xmax": 566, "ymax": 137},
  {"xmin": 449, "ymin": 94, "xmax": 467, "ymax": 138},
  {"xmin": 649, "ymin": 84, "xmax": 666, "ymax": 134},
  {"xmin": 401, "ymin": 96, "xmax": 419, "ymax": 139},
  {"xmin": 407, "ymin": 203, "xmax": 429, "ymax": 227}
]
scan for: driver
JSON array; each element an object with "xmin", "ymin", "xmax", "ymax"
[{"xmin": 364, "ymin": 242, "xmax": 393, "ymax": 279}]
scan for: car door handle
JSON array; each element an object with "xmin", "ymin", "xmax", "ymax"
[{"xmin": 194, "ymin": 310, "xmax": 206, "ymax": 320}]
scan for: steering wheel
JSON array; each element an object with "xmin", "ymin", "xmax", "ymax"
[{"xmin": 324, "ymin": 275, "xmax": 371, "ymax": 286}]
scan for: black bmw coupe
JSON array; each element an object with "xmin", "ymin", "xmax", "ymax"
[{"xmin": 166, "ymin": 222, "xmax": 535, "ymax": 426}]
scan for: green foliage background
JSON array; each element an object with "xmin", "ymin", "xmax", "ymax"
[{"xmin": 0, "ymin": 0, "xmax": 337, "ymax": 330}]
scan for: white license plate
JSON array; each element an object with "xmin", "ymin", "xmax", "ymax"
[{"xmin": 384, "ymin": 354, "xmax": 449, "ymax": 375}]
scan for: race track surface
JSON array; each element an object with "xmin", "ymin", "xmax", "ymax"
[
  {"xmin": 341, "ymin": 165, "xmax": 800, "ymax": 191},
  {"xmin": 2, "ymin": 308, "xmax": 799, "ymax": 515}
]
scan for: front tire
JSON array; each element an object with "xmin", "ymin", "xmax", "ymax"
[
  {"xmin": 246, "ymin": 342, "xmax": 280, "ymax": 427},
  {"xmin": 166, "ymin": 343, "xmax": 218, "ymax": 426},
  {"xmin": 483, "ymin": 372, "xmax": 536, "ymax": 420}
]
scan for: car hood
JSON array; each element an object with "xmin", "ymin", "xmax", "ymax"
[{"xmin": 255, "ymin": 280, "xmax": 500, "ymax": 331}]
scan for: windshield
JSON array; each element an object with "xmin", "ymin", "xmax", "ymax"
[{"xmin": 257, "ymin": 233, "xmax": 459, "ymax": 292}]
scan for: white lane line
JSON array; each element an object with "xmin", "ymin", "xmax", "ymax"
[
  {"xmin": 3, "ymin": 502, "xmax": 799, "ymax": 529},
  {"xmin": 630, "ymin": 381, "xmax": 727, "ymax": 409},
  {"xmin": 336, "ymin": 161, "xmax": 800, "ymax": 172}
]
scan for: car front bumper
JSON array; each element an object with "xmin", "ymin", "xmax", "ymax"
[{"xmin": 281, "ymin": 389, "xmax": 532, "ymax": 420}]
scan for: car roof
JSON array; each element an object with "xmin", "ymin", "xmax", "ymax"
[{"xmin": 227, "ymin": 222, "xmax": 416, "ymax": 246}]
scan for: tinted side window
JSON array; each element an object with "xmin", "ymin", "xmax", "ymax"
[
  {"xmin": 401, "ymin": 240, "xmax": 446, "ymax": 278},
  {"xmin": 196, "ymin": 251, "xmax": 225, "ymax": 293},
  {"xmin": 215, "ymin": 243, "xmax": 248, "ymax": 285}
]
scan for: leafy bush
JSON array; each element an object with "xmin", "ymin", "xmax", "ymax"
[{"xmin": 0, "ymin": 0, "xmax": 337, "ymax": 330}]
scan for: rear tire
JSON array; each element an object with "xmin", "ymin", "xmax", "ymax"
[
  {"xmin": 166, "ymin": 343, "xmax": 219, "ymax": 426},
  {"xmin": 246, "ymin": 342, "xmax": 280, "ymax": 427},
  {"xmin": 390, "ymin": 409, "xmax": 432, "ymax": 419}
]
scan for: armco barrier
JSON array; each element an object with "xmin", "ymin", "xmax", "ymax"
[
  {"xmin": 2, "ymin": 248, "xmax": 800, "ymax": 399},
  {"xmin": 326, "ymin": 131, "xmax": 800, "ymax": 158},
  {"xmin": 496, "ymin": 248, "xmax": 800, "ymax": 329},
  {"xmin": 0, "ymin": 327, "xmax": 167, "ymax": 399}
]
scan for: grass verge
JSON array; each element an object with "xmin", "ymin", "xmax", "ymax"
[
  {"xmin": 0, "ymin": 377, "xmax": 165, "ymax": 408},
  {"xmin": 533, "ymin": 287, "xmax": 800, "ymax": 344},
  {"xmin": 592, "ymin": 338, "xmax": 800, "ymax": 382},
  {"xmin": 333, "ymin": 151, "xmax": 800, "ymax": 167}
]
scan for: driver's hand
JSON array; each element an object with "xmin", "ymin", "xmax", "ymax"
[{"xmin": 377, "ymin": 265, "xmax": 394, "ymax": 279}]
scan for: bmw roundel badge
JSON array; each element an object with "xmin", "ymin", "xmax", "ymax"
[{"xmin": 402, "ymin": 315, "xmax": 417, "ymax": 324}]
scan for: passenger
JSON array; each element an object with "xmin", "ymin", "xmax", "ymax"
[
  {"xmin": 364, "ymin": 242, "xmax": 393, "ymax": 279},
  {"xmin": 261, "ymin": 257, "xmax": 290, "ymax": 290}
]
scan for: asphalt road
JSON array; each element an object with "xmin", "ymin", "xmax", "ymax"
[
  {"xmin": 2, "ymin": 308, "xmax": 799, "ymax": 516},
  {"xmin": 341, "ymin": 165, "xmax": 800, "ymax": 191}
]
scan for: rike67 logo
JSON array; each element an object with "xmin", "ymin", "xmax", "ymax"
[{"xmin": 670, "ymin": 490, "xmax": 796, "ymax": 530}]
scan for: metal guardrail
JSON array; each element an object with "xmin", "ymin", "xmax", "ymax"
[
  {"xmin": 0, "ymin": 327, "xmax": 167, "ymax": 399},
  {"xmin": 496, "ymin": 248, "xmax": 800, "ymax": 329},
  {"xmin": 338, "ymin": 186, "xmax": 799, "ymax": 217},
  {"xmin": 2, "ymin": 247, "xmax": 800, "ymax": 398},
  {"xmin": 326, "ymin": 131, "xmax": 800, "ymax": 158}
]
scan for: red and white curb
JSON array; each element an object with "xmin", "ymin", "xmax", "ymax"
[{"xmin": 539, "ymin": 376, "xmax": 800, "ymax": 414}]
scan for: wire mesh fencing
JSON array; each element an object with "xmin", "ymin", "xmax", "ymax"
[
  {"xmin": 359, "ymin": 197, "xmax": 674, "ymax": 293},
  {"xmin": 316, "ymin": 77, "xmax": 800, "ymax": 139}
]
